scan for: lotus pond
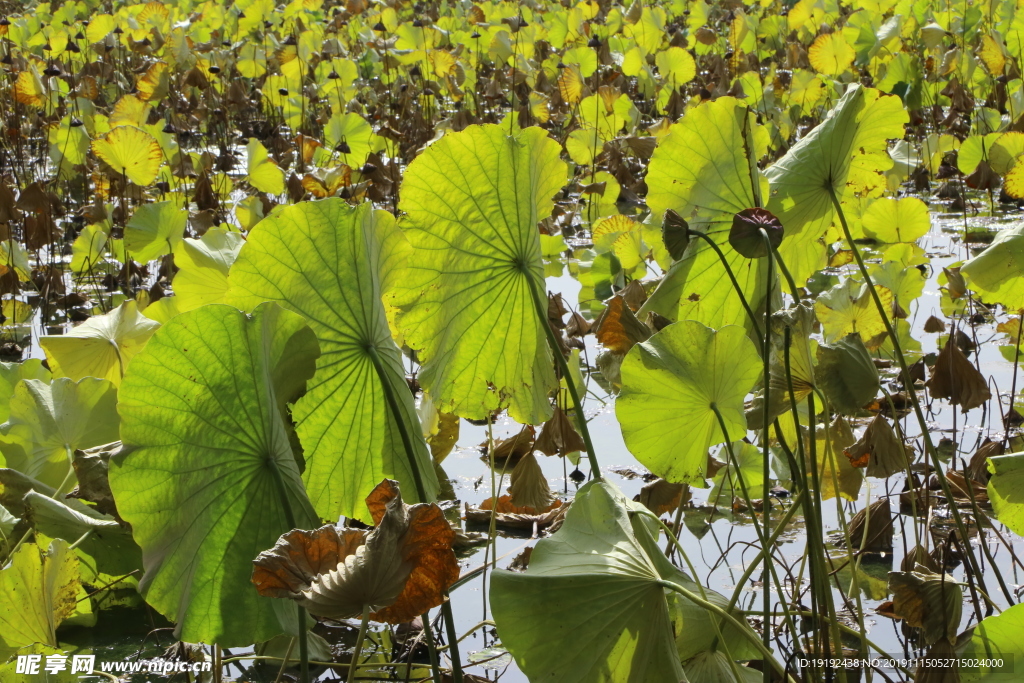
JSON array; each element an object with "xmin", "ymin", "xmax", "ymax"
[{"xmin": 1, "ymin": 0, "xmax": 1024, "ymax": 682}]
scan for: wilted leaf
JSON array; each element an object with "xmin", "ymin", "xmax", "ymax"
[
  {"xmin": 815, "ymin": 333, "xmax": 880, "ymax": 415},
  {"xmin": 846, "ymin": 499, "xmax": 894, "ymax": 552},
  {"xmin": 252, "ymin": 479, "xmax": 458, "ymax": 624},
  {"xmin": 844, "ymin": 414, "xmax": 910, "ymax": 478},
  {"xmin": 534, "ymin": 406, "xmax": 587, "ymax": 457},
  {"xmin": 508, "ymin": 452, "xmax": 555, "ymax": 511},
  {"xmin": 926, "ymin": 336, "xmax": 991, "ymax": 411},
  {"xmin": 889, "ymin": 564, "xmax": 962, "ymax": 646},
  {"xmin": 594, "ymin": 295, "xmax": 651, "ymax": 354},
  {"xmin": 635, "ymin": 479, "xmax": 689, "ymax": 516}
]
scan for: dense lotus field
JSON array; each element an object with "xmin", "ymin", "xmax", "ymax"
[{"xmin": 2, "ymin": 0, "xmax": 1024, "ymax": 681}]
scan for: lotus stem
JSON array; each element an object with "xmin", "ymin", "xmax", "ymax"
[
  {"xmin": 527, "ymin": 273, "xmax": 601, "ymax": 478},
  {"xmin": 365, "ymin": 344, "xmax": 430, "ymax": 503},
  {"xmin": 688, "ymin": 229, "xmax": 763, "ymax": 340},
  {"xmin": 265, "ymin": 457, "xmax": 309, "ymax": 683},
  {"xmin": 348, "ymin": 606, "xmax": 371, "ymax": 683},
  {"xmin": 420, "ymin": 611, "xmax": 444, "ymax": 683},
  {"xmin": 759, "ymin": 230, "xmax": 774, "ymax": 677},
  {"xmin": 441, "ymin": 594, "xmax": 464, "ymax": 683},
  {"xmin": 826, "ymin": 186, "xmax": 1013, "ymax": 605}
]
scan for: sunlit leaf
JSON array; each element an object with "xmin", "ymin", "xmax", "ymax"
[
  {"xmin": 247, "ymin": 137, "xmax": 285, "ymax": 195},
  {"xmin": 0, "ymin": 539, "xmax": 79, "ymax": 648},
  {"xmin": 91, "ymin": 125, "xmax": 163, "ymax": 186},
  {"xmin": 124, "ymin": 200, "xmax": 187, "ymax": 263}
]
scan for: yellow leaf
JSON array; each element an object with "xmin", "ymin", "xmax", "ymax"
[
  {"xmin": 136, "ymin": 61, "xmax": 169, "ymax": 102},
  {"xmin": 109, "ymin": 94, "xmax": 151, "ymax": 127},
  {"xmin": 809, "ymin": 32, "xmax": 855, "ymax": 75},
  {"xmin": 247, "ymin": 138, "xmax": 284, "ymax": 195},
  {"xmin": 978, "ymin": 34, "xmax": 1005, "ymax": 76},
  {"xmin": 557, "ymin": 66, "xmax": 584, "ymax": 105},
  {"xmin": 861, "ymin": 197, "xmax": 931, "ymax": 243},
  {"xmin": 430, "ymin": 50, "xmax": 456, "ymax": 78},
  {"xmin": 14, "ymin": 69, "xmax": 45, "ymax": 108},
  {"xmin": 91, "ymin": 126, "xmax": 163, "ymax": 186}
]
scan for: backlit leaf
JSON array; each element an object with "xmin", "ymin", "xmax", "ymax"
[{"xmin": 91, "ymin": 126, "xmax": 163, "ymax": 186}]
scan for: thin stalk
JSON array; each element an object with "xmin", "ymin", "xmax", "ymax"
[
  {"xmin": 771, "ymin": 244, "xmax": 800, "ymax": 303},
  {"xmin": 689, "ymin": 230, "xmax": 762, "ymax": 339},
  {"xmin": 265, "ymin": 458, "xmax": 309, "ymax": 683},
  {"xmin": 348, "ymin": 606, "xmax": 371, "ymax": 683},
  {"xmin": 366, "ymin": 345, "xmax": 429, "ymax": 502},
  {"xmin": 827, "ymin": 186, "xmax": 1007, "ymax": 605},
  {"xmin": 420, "ymin": 611, "xmax": 443, "ymax": 683},
  {"xmin": 759, "ymin": 230, "xmax": 774, "ymax": 677},
  {"xmin": 441, "ymin": 595, "xmax": 464, "ymax": 683},
  {"xmin": 527, "ymin": 274, "xmax": 600, "ymax": 477}
]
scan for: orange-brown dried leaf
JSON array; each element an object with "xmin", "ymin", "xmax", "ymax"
[
  {"xmin": 593, "ymin": 295, "xmax": 650, "ymax": 354},
  {"xmin": 252, "ymin": 525, "xmax": 367, "ymax": 599},
  {"xmin": 635, "ymin": 478, "xmax": 689, "ymax": 516}
]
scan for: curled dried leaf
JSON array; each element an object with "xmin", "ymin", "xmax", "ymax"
[
  {"xmin": 844, "ymin": 414, "xmax": 911, "ymax": 478},
  {"xmin": 508, "ymin": 452, "xmax": 556, "ymax": 511},
  {"xmin": 252, "ymin": 480, "xmax": 458, "ymax": 624},
  {"xmin": 593, "ymin": 295, "xmax": 651, "ymax": 354},
  {"xmin": 534, "ymin": 406, "xmax": 587, "ymax": 457},
  {"xmin": 844, "ymin": 499, "xmax": 893, "ymax": 552},
  {"xmin": 889, "ymin": 564, "xmax": 962, "ymax": 646},
  {"xmin": 925, "ymin": 336, "xmax": 991, "ymax": 411},
  {"xmin": 634, "ymin": 478, "xmax": 689, "ymax": 516}
]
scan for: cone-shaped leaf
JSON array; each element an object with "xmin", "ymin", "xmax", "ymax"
[
  {"xmin": 40, "ymin": 301, "xmax": 160, "ymax": 386},
  {"xmin": 395, "ymin": 124, "xmax": 566, "ymax": 424},
  {"xmin": 766, "ymin": 85, "xmax": 908, "ymax": 284},
  {"xmin": 109, "ymin": 303, "xmax": 321, "ymax": 646},
  {"xmin": 617, "ymin": 321, "xmax": 761, "ymax": 484},
  {"xmin": 229, "ymin": 199, "xmax": 437, "ymax": 522},
  {"xmin": 490, "ymin": 480, "xmax": 686, "ymax": 683}
]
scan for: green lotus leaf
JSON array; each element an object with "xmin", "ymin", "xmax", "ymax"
[
  {"xmin": 228, "ymin": 199, "xmax": 437, "ymax": 522},
  {"xmin": 108, "ymin": 302, "xmax": 321, "ymax": 646},
  {"xmin": 0, "ymin": 378, "xmax": 119, "ymax": 491},
  {"xmin": 124, "ymin": 200, "xmax": 187, "ymax": 264},
  {"xmin": 814, "ymin": 333, "xmax": 879, "ymax": 415},
  {"xmin": 40, "ymin": 301, "xmax": 160, "ymax": 386},
  {"xmin": 617, "ymin": 321, "xmax": 761, "ymax": 484},
  {"xmin": 959, "ymin": 602, "xmax": 1024, "ymax": 681},
  {"xmin": 642, "ymin": 96, "xmax": 773, "ymax": 331},
  {"xmin": 708, "ymin": 441, "xmax": 764, "ymax": 507},
  {"xmin": 0, "ymin": 359, "xmax": 50, "ymax": 423},
  {"xmin": 395, "ymin": 124, "xmax": 566, "ymax": 424},
  {"xmin": 861, "ymin": 197, "xmax": 931, "ymax": 243},
  {"xmin": 171, "ymin": 227, "xmax": 244, "ymax": 311},
  {"xmin": 987, "ymin": 452, "xmax": 1024, "ymax": 536},
  {"xmin": 765, "ymin": 85, "xmax": 908, "ymax": 284},
  {"xmin": 490, "ymin": 480, "xmax": 685, "ymax": 683},
  {"xmin": 0, "ymin": 539, "xmax": 79, "ymax": 648},
  {"xmin": 961, "ymin": 226, "xmax": 1024, "ymax": 312}
]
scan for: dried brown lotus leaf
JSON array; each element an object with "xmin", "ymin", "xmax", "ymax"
[
  {"xmin": 486, "ymin": 424, "xmax": 536, "ymax": 467},
  {"xmin": 844, "ymin": 413, "xmax": 911, "ymax": 478},
  {"xmin": 901, "ymin": 544, "xmax": 941, "ymax": 573},
  {"xmin": 923, "ymin": 315, "xmax": 946, "ymax": 333},
  {"xmin": 465, "ymin": 496, "xmax": 564, "ymax": 529},
  {"xmin": 967, "ymin": 439, "xmax": 1003, "ymax": 483},
  {"xmin": 252, "ymin": 479, "xmax": 458, "ymax": 624},
  {"xmin": 926, "ymin": 336, "xmax": 991, "ymax": 411},
  {"xmin": 508, "ymin": 452, "xmax": 555, "ymax": 511},
  {"xmin": 889, "ymin": 564, "xmax": 962, "ymax": 646},
  {"xmin": 565, "ymin": 312, "xmax": 591, "ymax": 338},
  {"xmin": 846, "ymin": 498, "xmax": 893, "ymax": 552},
  {"xmin": 635, "ymin": 478, "xmax": 689, "ymax": 516},
  {"xmin": 593, "ymin": 295, "xmax": 650, "ymax": 354},
  {"xmin": 534, "ymin": 406, "xmax": 587, "ymax": 457},
  {"xmin": 620, "ymin": 279, "xmax": 647, "ymax": 312}
]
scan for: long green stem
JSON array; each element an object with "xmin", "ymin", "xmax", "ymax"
[
  {"xmin": 441, "ymin": 595, "xmax": 464, "ymax": 683},
  {"xmin": 366, "ymin": 345, "xmax": 429, "ymax": 502},
  {"xmin": 759, "ymin": 230, "xmax": 774, "ymax": 678},
  {"xmin": 527, "ymin": 274, "xmax": 600, "ymax": 477},
  {"xmin": 265, "ymin": 458, "xmax": 309, "ymax": 683},
  {"xmin": 347, "ymin": 606, "xmax": 371, "ymax": 683},
  {"xmin": 827, "ymin": 187, "xmax": 1008, "ymax": 604},
  {"xmin": 420, "ymin": 611, "xmax": 443, "ymax": 683}
]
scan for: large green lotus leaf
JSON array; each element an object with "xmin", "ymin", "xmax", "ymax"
[
  {"xmin": 987, "ymin": 452, "xmax": 1024, "ymax": 536},
  {"xmin": 641, "ymin": 97, "xmax": 772, "ymax": 331},
  {"xmin": 490, "ymin": 480, "xmax": 686, "ymax": 683},
  {"xmin": 108, "ymin": 302, "xmax": 321, "ymax": 646},
  {"xmin": 746, "ymin": 304, "xmax": 818, "ymax": 429},
  {"xmin": 40, "ymin": 301, "xmax": 160, "ymax": 386},
  {"xmin": 961, "ymin": 226, "xmax": 1024, "ymax": 312},
  {"xmin": 0, "ymin": 539, "xmax": 79, "ymax": 648},
  {"xmin": 0, "ymin": 378, "xmax": 119, "ymax": 491},
  {"xmin": 765, "ymin": 85, "xmax": 908, "ymax": 284},
  {"xmin": 617, "ymin": 321, "xmax": 761, "ymax": 484},
  {"xmin": 228, "ymin": 200, "xmax": 437, "ymax": 522},
  {"xmin": 959, "ymin": 602, "xmax": 1024, "ymax": 681},
  {"xmin": 124, "ymin": 200, "xmax": 187, "ymax": 263},
  {"xmin": 0, "ymin": 359, "xmax": 49, "ymax": 423},
  {"xmin": 395, "ymin": 124, "xmax": 566, "ymax": 424}
]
